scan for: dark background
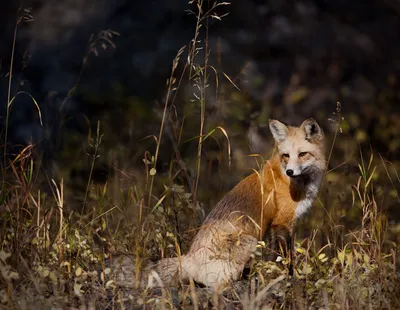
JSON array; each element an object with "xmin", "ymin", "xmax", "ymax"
[{"xmin": 1, "ymin": 0, "xmax": 399, "ymax": 234}]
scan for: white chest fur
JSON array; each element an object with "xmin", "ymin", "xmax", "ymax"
[{"xmin": 295, "ymin": 178, "xmax": 321, "ymax": 219}]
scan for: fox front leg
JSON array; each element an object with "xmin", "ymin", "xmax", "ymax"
[{"xmin": 271, "ymin": 224, "xmax": 294, "ymax": 276}]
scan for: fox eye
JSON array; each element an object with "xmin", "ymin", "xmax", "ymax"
[
  {"xmin": 282, "ymin": 153, "xmax": 289, "ymax": 159},
  {"xmin": 299, "ymin": 152, "xmax": 308, "ymax": 157}
]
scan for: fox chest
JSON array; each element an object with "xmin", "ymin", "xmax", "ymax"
[
  {"xmin": 270, "ymin": 185, "xmax": 315, "ymax": 221},
  {"xmin": 295, "ymin": 198, "xmax": 313, "ymax": 218},
  {"xmin": 294, "ymin": 182, "xmax": 319, "ymax": 218}
]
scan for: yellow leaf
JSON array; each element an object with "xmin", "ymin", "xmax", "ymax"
[
  {"xmin": 75, "ymin": 267, "xmax": 82, "ymax": 277},
  {"xmin": 150, "ymin": 168, "xmax": 157, "ymax": 176},
  {"xmin": 74, "ymin": 283, "xmax": 82, "ymax": 296},
  {"xmin": 106, "ymin": 280, "xmax": 114, "ymax": 288},
  {"xmin": 337, "ymin": 249, "xmax": 345, "ymax": 266}
]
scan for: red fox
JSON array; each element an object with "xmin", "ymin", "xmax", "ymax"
[{"xmin": 112, "ymin": 118, "xmax": 326, "ymax": 289}]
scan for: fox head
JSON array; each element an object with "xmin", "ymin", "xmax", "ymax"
[{"xmin": 269, "ymin": 118, "xmax": 326, "ymax": 179}]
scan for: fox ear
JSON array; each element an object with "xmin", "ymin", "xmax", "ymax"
[
  {"xmin": 301, "ymin": 118, "xmax": 323, "ymax": 141},
  {"xmin": 269, "ymin": 119, "xmax": 289, "ymax": 143}
]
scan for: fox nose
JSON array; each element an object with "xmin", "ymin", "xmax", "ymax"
[{"xmin": 286, "ymin": 169, "xmax": 294, "ymax": 177}]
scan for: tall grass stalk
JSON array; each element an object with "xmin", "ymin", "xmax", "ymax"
[
  {"xmin": 146, "ymin": 46, "xmax": 186, "ymax": 210},
  {"xmin": 2, "ymin": 9, "xmax": 33, "ymax": 196},
  {"xmin": 147, "ymin": 0, "xmax": 231, "ymax": 207},
  {"xmin": 81, "ymin": 121, "xmax": 103, "ymax": 218}
]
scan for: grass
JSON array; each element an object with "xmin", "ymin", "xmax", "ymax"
[{"xmin": 1, "ymin": 1, "xmax": 399, "ymax": 309}]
